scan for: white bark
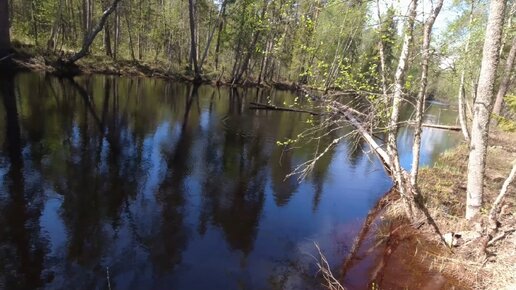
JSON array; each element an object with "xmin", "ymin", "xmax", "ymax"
[
  {"xmin": 188, "ymin": 0, "xmax": 201, "ymax": 81},
  {"xmin": 489, "ymin": 159, "xmax": 516, "ymax": 223},
  {"xmin": 411, "ymin": 0, "xmax": 444, "ymax": 187},
  {"xmin": 199, "ymin": 0, "xmax": 227, "ymax": 71},
  {"xmin": 493, "ymin": 36, "xmax": 516, "ymax": 116},
  {"xmin": 387, "ymin": 0, "xmax": 418, "ymax": 219},
  {"xmin": 376, "ymin": 0, "xmax": 388, "ymax": 99},
  {"xmin": 457, "ymin": 2, "xmax": 475, "ymax": 142},
  {"xmin": 466, "ymin": 0, "xmax": 506, "ymax": 219}
]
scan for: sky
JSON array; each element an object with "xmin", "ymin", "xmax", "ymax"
[{"xmin": 375, "ymin": 0, "xmax": 462, "ymax": 36}]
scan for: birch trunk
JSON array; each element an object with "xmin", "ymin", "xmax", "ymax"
[
  {"xmin": 82, "ymin": 0, "xmax": 90, "ymax": 38},
  {"xmin": 411, "ymin": 0, "xmax": 444, "ymax": 187},
  {"xmin": 200, "ymin": 0, "xmax": 227, "ymax": 71},
  {"xmin": 103, "ymin": 0, "xmax": 113, "ymax": 57},
  {"xmin": 489, "ymin": 159, "xmax": 516, "ymax": 225},
  {"xmin": 458, "ymin": 79, "xmax": 471, "ymax": 140},
  {"xmin": 376, "ymin": 0, "xmax": 388, "ymax": 99},
  {"xmin": 214, "ymin": 1, "xmax": 228, "ymax": 71},
  {"xmin": 114, "ymin": 7, "xmax": 119, "ymax": 60},
  {"xmin": 125, "ymin": 14, "xmax": 136, "ymax": 61},
  {"xmin": 233, "ymin": 0, "xmax": 268, "ymax": 84},
  {"xmin": 466, "ymin": 0, "xmax": 506, "ymax": 219},
  {"xmin": 387, "ymin": 0, "xmax": 418, "ymax": 219},
  {"xmin": 492, "ymin": 36, "xmax": 516, "ymax": 116},
  {"xmin": 188, "ymin": 0, "xmax": 201, "ymax": 81},
  {"xmin": 457, "ymin": 3, "xmax": 475, "ymax": 141},
  {"xmin": 47, "ymin": 0, "xmax": 63, "ymax": 51}
]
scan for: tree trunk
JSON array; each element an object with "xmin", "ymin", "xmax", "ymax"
[
  {"xmin": 200, "ymin": 0, "xmax": 227, "ymax": 72},
  {"xmin": 0, "ymin": 0, "xmax": 11, "ymax": 57},
  {"xmin": 498, "ymin": 2, "xmax": 514, "ymax": 57},
  {"xmin": 114, "ymin": 7, "xmax": 119, "ymax": 60},
  {"xmin": 492, "ymin": 36, "xmax": 516, "ymax": 116},
  {"xmin": 104, "ymin": 24, "xmax": 113, "ymax": 57},
  {"xmin": 188, "ymin": 0, "xmax": 201, "ymax": 81},
  {"xmin": 31, "ymin": 2, "xmax": 39, "ymax": 46},
  {"xmin": 104, "ymin": 9, "xmax": 113, "ymax": 58},
  {"xmin": 66, "ymin": 0, "xmax": 122, "ymax": 64},
  {"xmin": 376, "ymin": 0, "xmax": 388, "ymax": 99},
  {"xmin": 258, "ymin": 39, "xmax": 272, "ymax": 85},
  {"xmin": 214, "ymin": 1, "xmax": 228, "ymax": 71},
  {"xmin": 466, "ymin": 0, "xmax": 506, "ymax": 219},
  {"xmin": 137, "ymin": 31, "xmax": 142, "ymax": 60},
  {"xmin": 411, "ymin": 0, "xmax": 444, "ymax": 187},
  {"xmin": 125, "ymin": 14, "xmax": 136, "ymax": 61},
  {"xmin": 69, "ymin": 0, "xmax": 79, "ymax": 42},
  {"xmin": 489, "ymin": 159, "xmax": 516, "ymax": 225},
  {"xmin": 232, "ymin": 0, "xmax": 268, "ymax": 84},
  {"xmin": 457, "ymin": 2, "xmax": 475, "ymax": 142},
  {"xmin": 137, "ymin": 0, "xmax": 143, "ymax": 60},
  {"xmin": 458, "ymin": 80, "xmax": 471, "ymax": 140},
  {"xmin": 47, "ymin": 0, "xmax": 63, "ymax": 52},
  {"xmin": 83, "ymin": 0, "xmax": 92, "ymax": 39},
  {"xmin": 387, "ymin": 0, "xmax": 418, "ymax": 219}
]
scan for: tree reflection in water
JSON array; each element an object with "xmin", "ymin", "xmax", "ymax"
[{"xmin": 0, "ymin": 73, "xmax": 462, "ymax": 290}]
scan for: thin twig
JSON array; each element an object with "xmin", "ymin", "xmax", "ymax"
[
  {"xmin": 0, "ymin": 53, "xmax": 14, "ymax": 62},
  {"xmin": 106, "ymin": 266, "xmax": 112, "ymax": 290}
]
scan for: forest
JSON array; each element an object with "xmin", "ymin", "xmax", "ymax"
[
  {"xmin": 0, "ymin": 0, "xmax": 501, "ymax": 89},
  {"xmin": 0, "ymin": 0, "xmax": 515, "ymax": 289}
]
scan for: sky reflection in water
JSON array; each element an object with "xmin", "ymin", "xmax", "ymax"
[{"xmin": 0, "ymin": 73, "xmax": 460, "ymax": 290}]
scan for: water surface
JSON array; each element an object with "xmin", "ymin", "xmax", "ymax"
[{"xmin": 0, "ymin": 73, "xmax": 460, "ymax": 290}]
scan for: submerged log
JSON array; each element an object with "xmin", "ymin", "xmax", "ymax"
[
  {"xmin": 248, "ymin": 102, "xmax": 319, "ymax": 115},
  {"xmin": 421, "ymin": 123, "xmax": 462, "ymax": 131}
]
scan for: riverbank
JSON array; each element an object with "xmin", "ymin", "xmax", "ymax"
[
  {"xmin": 2, "ymin": 42, "xmax": 303, "ymax": 91},
  {"xmin": 374, "ymin": 129, "xmax": 516, "ymax": 290}
]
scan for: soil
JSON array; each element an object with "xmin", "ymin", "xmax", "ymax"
[
  {"xmin": 369, "ymin": 220, "xmax": 469, "ymax": 290},
  {"xmin": 373, "ymin": 129, "xmax": 516, "ymax": 290}
]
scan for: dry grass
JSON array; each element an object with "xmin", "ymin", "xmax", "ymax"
[{"xmin": 382, "ymin": 129, "xmax": 516, "ymax": 290}]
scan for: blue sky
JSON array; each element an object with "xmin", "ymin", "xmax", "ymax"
[{"xmin": 374, "ymin": 0, "xmax": 461, "ymax": 36}]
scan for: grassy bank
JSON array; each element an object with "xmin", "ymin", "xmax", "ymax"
[
  {"xmin": 7, "ymin": 42, "xmax": 209, "ymax": 80},
  {"xmin": 5, "ymin": 42, "xmax": 302, "ymax": 91},
  {"xmin": 377, "ymin": 129, "xmax": 516, "ymax": 290}
]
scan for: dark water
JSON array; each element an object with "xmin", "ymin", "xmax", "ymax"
[{"xmin": 0, "ymin": 73, "xmax": 460, "ymax": 290}]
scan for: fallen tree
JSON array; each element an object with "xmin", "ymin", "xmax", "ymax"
[
  {"xmin": 486, "ymin": 159, "xmax": 516, "ymax": 247},
  {"xmin": 248, "ymin": 102, "xmax": 319, "ymax": 115},
  {"xmin": 421, "ymin": 123, "xmax": 462, "ymax": 131},
  {"xmin": 283, "ymin": 0, "xmax": 449, "ymax": 245},
  {"xmin": 65, "ymin": 0, "xmax": 122, "ymax": 65}
]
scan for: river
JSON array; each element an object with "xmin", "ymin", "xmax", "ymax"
[{"xmin": 0, "ymin": 73, "xmax": 461, "ymax": 290}]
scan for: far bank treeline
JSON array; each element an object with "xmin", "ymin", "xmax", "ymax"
[{"xmin": 0, "ymin": 0, "xmax": 506, "ymax": 96}]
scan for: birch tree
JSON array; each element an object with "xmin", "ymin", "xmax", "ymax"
[
  {"xmin": 411, "ymin": 0, "xmax": 445, "ymax": 187},
  {"xmin": 188, "ymin": 0, "xmax": 201, "ymax": 82},
  {"xmin": 492, "ymin": 36, "xmax": 516, "ymax": 116},
  {"xmin": 290, "ymin": 0, "xmax": 430, "ymax": 224},
  {"xmin": 466, "ymin": 0, "xmax": 507, "ymax": 219},
  {"xmin": 456, "ymin": 1, "xmax": 475, "ymax": 142},
  {"xmin": 387, "ymin": 0, "xmax": 418, "ymax": 219}
]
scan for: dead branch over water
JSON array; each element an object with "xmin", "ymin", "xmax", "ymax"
[{"xmin": 248, "ymin": 102, "xmax": 319, "ymax": 115}]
